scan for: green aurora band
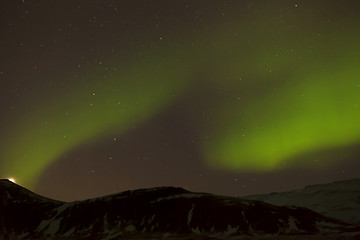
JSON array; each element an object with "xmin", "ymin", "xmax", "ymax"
[
  {"xmin": 204, "ymin": 63, "xmax": 360, "ymax": 171},
  {"xmin": 0, "ymin": 48, "xmax": 194, "ymax": 187},
  {"xmin": 1, "ymin": 8, "xmax": 360, "ymax": 187}
]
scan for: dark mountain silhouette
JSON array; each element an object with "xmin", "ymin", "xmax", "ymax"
[{"xmin": 0, "ymin": 179, "xmax": 359, "ymax": 239}]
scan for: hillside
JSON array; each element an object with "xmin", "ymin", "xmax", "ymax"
[{"xmin": 1, "ymin": 179, "xmax": 359, "ymax": 239}]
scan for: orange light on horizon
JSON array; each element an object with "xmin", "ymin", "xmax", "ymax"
[{"xmin": 8, "ymin": 178, "xmax": 16, "ymax": 183}]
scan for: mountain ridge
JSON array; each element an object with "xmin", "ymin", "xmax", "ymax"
[
  {"xmin": 1, "ymin": 179, "xmax": 359, "ymax": 239},
  {"xmin": 243, "ymin": 178, "xmax": 360, "ymax": 224}
]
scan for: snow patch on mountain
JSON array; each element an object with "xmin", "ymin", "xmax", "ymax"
[{"xmin": 187, "ymin": 205, "xmax": 194, "ymax": 225}]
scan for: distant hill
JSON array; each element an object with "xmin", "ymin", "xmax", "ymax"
[
  {"xmin": 1, "ymin": 179, "xmax": 359, "ymax": 239},
  {"xmin": 243, "ymin": 178, "xmax": 360, "ymax": 225}
]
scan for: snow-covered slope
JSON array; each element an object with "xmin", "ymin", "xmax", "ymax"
[
  {"xmin": 243, "ymin": 178, "xmax": 360, "ymax": 224},
  {"xmin": 1, "ymin": 179, "xmax": 359, "ymax": 239}
]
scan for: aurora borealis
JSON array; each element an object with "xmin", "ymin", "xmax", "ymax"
[{"xmin": 1, "ymin": 0, "xmax": 360, "ymax": 201}]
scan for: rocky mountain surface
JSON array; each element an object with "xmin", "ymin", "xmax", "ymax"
[{"xmin": 0, "ymin": 179, "xmax": 359, "ymax": 239}]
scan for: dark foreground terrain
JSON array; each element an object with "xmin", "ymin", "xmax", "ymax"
[{"xmin": 0, "ymin": 179, "xmax": 359, "ymax": 239}]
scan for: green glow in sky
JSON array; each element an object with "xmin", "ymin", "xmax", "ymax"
[
  {"xmin": 1, "ymin": 5, "xmax": 360, "ymax": 188},
  {"xmin": 197, "ymin": 11, "xmax": 360, "ymax": 171},
  {"xmin": 203, "ymin": 63, "xmax": 360, "ymax": 171},
  {"xmin": 1, "ymin": 50, "xmax": 193, "ymax": 187}
]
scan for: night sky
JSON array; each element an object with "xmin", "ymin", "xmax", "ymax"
[{"xmin": 1, "ymin": 0, "xmax": 360, "ymax": 202}]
